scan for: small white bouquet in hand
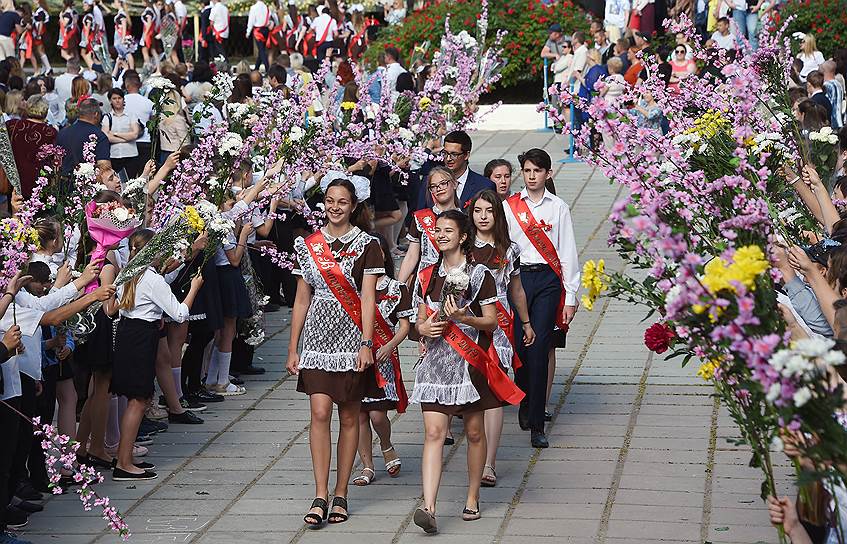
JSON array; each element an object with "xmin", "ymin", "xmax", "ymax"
[{"xmin": 439, "ymin": 266, "xmax": 470, "ymax": 320}]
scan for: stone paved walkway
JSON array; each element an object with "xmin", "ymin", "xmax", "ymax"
[{"xmin": 22, "ymin": 131, "xmax": 793, "ymax": 544}]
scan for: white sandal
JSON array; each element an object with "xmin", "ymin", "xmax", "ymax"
[
  {"xmin": 382, "ymin": 446, "xmax": 401, "ymax": 477},
  {"xmin": 352, "ymin": 467, "xmax": 375, "ymax": 486},
  {"xmin": 212, "ymin": 383, "xmax": 247, "ymax": 396}
]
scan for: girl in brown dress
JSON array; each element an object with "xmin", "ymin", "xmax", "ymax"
[
  {"xmin": 469, "ymin": 190, "xmax": 535, "ymax": 487},
  {"xmin": 412, "ymin": 210, "xmax": 508, "ymax": 533},
  {"xmin": 287, "ymin": 177, "xmax": 383, "ymax": 526},
  {"xmin": 353, "ymin": 237, "xmax": 413, "ymax": 486}
]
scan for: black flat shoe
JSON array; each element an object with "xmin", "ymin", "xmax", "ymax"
[
  {"xmin": 86, "ymin": 455, "xmax": 115, "ymax": 470},
  {"xmin": 134, "ymin": 461, "xmax": 156, "ymax": 470},
  {"xmin": 443, "ymin": 436, "xmax": 455, "ymax": 446},
  {"xmin": 193, "ymin": 390, "xmax": 225, "ymax": 403},
  {"xmin": 14, "ymin": 500, "xmax": 43, "ymax": 513},
  {"xmin": 413, "ymin": 507, "xmax": 437, "ymax": 534},
  {"xmin": 327, "ymin": 496, "xmax": 348, "ymax": 524},
  {"xmin": 531, "ymin": 430, "xmax": 549, "ymax": 449},
  {"xmin": 304, "ymin": 497, "xmax": 328, "ymax": 526},
  {"xmin": 112, "ymin": 468, "xmax": 157, "ymax": 481},
  {"xmin": 168, "ymin": 410, "xmax": 204, "ymax": 424}
]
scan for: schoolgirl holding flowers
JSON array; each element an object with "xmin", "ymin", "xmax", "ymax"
[
  {"xmin": 287, "ymin": 176, "xmax": 384, "ymax": 526},
  {"xmin": 108, "ymin": 229, "xmax": 204, "ymax": 481},
  {"xmin": 411, "ymin": 210, "xmax": 524, "ymax": 533}
]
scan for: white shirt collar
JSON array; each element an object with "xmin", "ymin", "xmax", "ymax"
[
  {"xmin": 321, "ymin": 225, "xmax": 360, "ymax": 243},
  {"xmin": 520, "ymin": 187, "xmax": 552, "ymax": 204}
]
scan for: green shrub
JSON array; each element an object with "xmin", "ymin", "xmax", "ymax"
[
  {"xmin": 778, "ymin": 0, "xmax": 847, "ymax": 57},
  {"xmin": 365, "ymin": 0, "xmax": 590, "ymax": 89}
]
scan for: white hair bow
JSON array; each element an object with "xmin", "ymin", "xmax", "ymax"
[
  {"xmin": 320, "ymin": 170, "xmax": 371, "ymax": 201},
  {"xmin": 350, "ymin": 3, "xmax": 364, "ymax": 12}
]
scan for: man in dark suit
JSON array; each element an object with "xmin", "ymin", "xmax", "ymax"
[
  {"xmin": 413, "ymin": 130, "xmax": 496, "ymax": 211},
  {"xmin": 808, "ymin": 70, "xmax": 834, "ymax": 124}
]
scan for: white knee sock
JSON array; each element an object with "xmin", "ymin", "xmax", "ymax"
[
  {"xmin": 39, "ymin": 53, "xmax": 51, "ymax": 72},
  {"xmin": 206, "ymin": 347, "xmax": 220, "ymax": 386},
  {"xmin": 217, "ymin": 351, "xmax": 232, "ymax": 387},
  {"xmin": 172, "ymin": 367, "xmax": 183, "ymax": 399}
]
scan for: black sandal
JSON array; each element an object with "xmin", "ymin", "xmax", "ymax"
[
  {"xmin": 327, "ymin": 496, "xmax": 349, "ymax": 523},
  {"xmin": 304, "ymin": 497, "xmax": 328, "ymax": 526}
]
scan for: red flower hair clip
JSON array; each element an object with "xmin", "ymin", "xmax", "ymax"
[
  {"xmin": 379, "ymin": 294, "xmax": 400, "ymax": 301},
  {"xmin": 338, "ymin": 250, "xmax": 359, "ymax": 258}
]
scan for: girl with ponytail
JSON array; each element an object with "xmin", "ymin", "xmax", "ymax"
[{"xmin": 107, "ymin": 229, "xmax": 204, "ymax": 482}]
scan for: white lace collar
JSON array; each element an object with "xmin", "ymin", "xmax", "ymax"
[
  {"xmin": 321, "ymin": 226, "xmax": 361, "ymax": 243},
  {"xmin": 437, "ymin": 257, "xmax": 467, "ymax": 277},
  {"xmin": 474, "ymin": 238, "xmax": 495, "ymax": 248}
]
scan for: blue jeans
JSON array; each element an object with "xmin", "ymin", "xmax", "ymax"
[{"xmin": 732, "ymin": 8, "xmax": 760, "ymax": 50}]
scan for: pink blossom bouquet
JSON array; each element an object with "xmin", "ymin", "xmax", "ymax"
[{"xmin": 83, "ymin": 200, "xmax": 140, "ymax": 293}]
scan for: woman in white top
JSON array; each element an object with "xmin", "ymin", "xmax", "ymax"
[
  {"xmin": 552, "ymin": 41, "xmax": 573, "ymax": 86},
  {"xmin": 798, "ymin": 33, "xmax": 826, "ymax": 82},
  {"xmin": 102, "ymin": 87, "xmax": 140, "ymax": 177},
  {"xmin": 108, "ymin": 228, "xmax": 203, "ymax": 481}
]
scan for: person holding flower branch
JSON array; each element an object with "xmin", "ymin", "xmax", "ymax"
[
  {"xmin": 412, "ymin": 210, "xmax": 524, "ymax": 534},
  {"xmin": 106, "ymin": 229, "xmax": 204, "ymax": 481}
]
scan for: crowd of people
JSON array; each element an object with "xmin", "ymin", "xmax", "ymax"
[
  {"xmin": 0, "ymin": 0, "xmax": 584, "ymax": 539},
  {"xmin": 542, "ymin": 20, "xmax": 846, "ymax": 137}
]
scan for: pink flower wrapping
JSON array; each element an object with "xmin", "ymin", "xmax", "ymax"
[{"xmin": 83, "ymin": 200, "xmax": 140, "ymax": 293}]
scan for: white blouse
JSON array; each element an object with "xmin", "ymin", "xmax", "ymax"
[{"xmin": 117, "ymin": 267, "xmax": 190, "ymax": 322}]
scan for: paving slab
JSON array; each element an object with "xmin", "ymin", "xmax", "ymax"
[{"xmin": 19, "ymin": 131, "xmax": 785, "ymax": 544}]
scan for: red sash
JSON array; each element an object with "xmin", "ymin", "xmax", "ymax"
[
  {"xmin": 305, "ymin": 232, "xmax": 387, "ymax": 387},
  {"xmin": 506, "ymin": 193, "xmax": 569, "ymax": 332},
  {"xmin": 252, "ymin": 7, "xmax": 270, "ymax": 42},
  {"xmin": 413, "ymin": 208, "xmax": 438, "ymax": 250},
  {"xmin": 488, "ymin": 300, "xmax": 522, "ymax": 370},
  {"xmin": 310, "ymin": 18, "xmax": 331, "ymax": 56},
  {"xmin": 373, "ymin": 309, "xmax": 408, "ymax": 413},
  {"xmin": 212, "ymin": 15, "xmax": 229, "ymax": 43},
  {"xmin": 347, "ymin": 23, "xmax": 369, "ymax": 59},
  {"xmin": 418, "ymin": 266, "xmax": 524, "ymax": 405},
  {"xmin": 267, "ymin": 24, "xmax": 284, "ymax": 47}
]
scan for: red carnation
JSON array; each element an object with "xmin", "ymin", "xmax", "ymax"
[{"xmin": 644, "ymin": 322, "xmax": 674, "ymax": 354}]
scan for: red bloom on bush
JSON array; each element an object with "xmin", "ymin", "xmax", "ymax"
[{"xmin": 644, "ymin": 323, "xmax": 674, "ymax": 354}]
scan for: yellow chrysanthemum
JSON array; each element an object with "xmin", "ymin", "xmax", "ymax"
[
  {"xmin": 419, "ymin": 97, "xmax": 432, "ymax": 110},
  {"xmin": 685, "ymin": 109, "xmax": 731, "ymax": 139},
  {"xmin": 183, "ymin": 206, "xmax": 205, "ymax": 233},
  {"xmin": 340, "ymin": 101, "xmax": 357, "ymax": 111},
  {"xmin": 697, "ymin": 359, "xmax": 720, "ymax": 381},
  {"xmin": 581, "ymin": 259, "xmax": 609, "ymax": 311},
  {"xmin": 1, "ymin": 219, "xmax": 39, "ymax": 248},
  {"xmin": 701, "ymin": 245, "xmax": 768, "ymax": 295}
]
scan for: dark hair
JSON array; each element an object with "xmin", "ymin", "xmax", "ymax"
[
  {"xmin": 27, "ymin": 261, "xmax": 51, "ymax": 284},
  {"xmin": 374, "ymin": 233, "xmax": 395, "ymax": 279},
  {"xmin": 384, "ymin": 46, "xmax": 402, "ymax": 65},
  {"xmin": 788, "ymin": 86, "xmax": 808, "ymax": 107},
  {"xmin": 468, "ymin": 190, "xmax": 511, "ymax": 268},
  {"xmin": 798, "ymin": 99, "xmax": 828, "ymax": 131},
  {"xmin": 572, "ymin": 31, "xmax": 585, "ymax": 45},
  {"xmin": 839, "ymin": 125, "xmax": 847, "ymax": 153},
  {"xmin": 518, "ymin": 148, "xmax": 552, "ymax": 170},
  {"xmin": 484, "ymin": 158, "xmax": 512, "ymax": 179},
  {"xmin": 828, "ymin": 245, "xmax": 847, "ymax": 289},
  {"xmin": 325, "ymin": 177, "xmax": 372, "ymax": 233},
  {"xmin": 424, "ymin": 210, "xmax": 473, "ymax": 300},
  {"xmin": 123, "ymin": 71, "xmax": 142, "ymax": 90},
  {"xmin": 107, "ymin": 87, "xmax": 125, "ymax": 99},
  {"xmin": 717, "ymin": 16, "xmax": 729, "ymax": 23},
  {"xmin": 444, "ymin": 130, "xmax": 472, "ymax": 153},
  {"xmin": 836, "ymin": 175, "xmax": 847, "ymax": 198},
  {"xmin": 437, "ymin": 209, "xmax": 472, "ymax": 254},
  {"xmin": 396, "ymin": 72, "xmax": 415, "ymax": 93},
  {"xmin": 268, "ymin": 64, "xmax": 287, "ymax": 86},
  {"xmin": 192, "ymin": 62, "xmax": 214, "ymax": 83},
  {"xmin": 807, "ymin": 70, "xmax": 824, "ymax": 89},
  {"xmin": 8, "ymin": 75, "xmax": 23, "ymax": 91}
]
